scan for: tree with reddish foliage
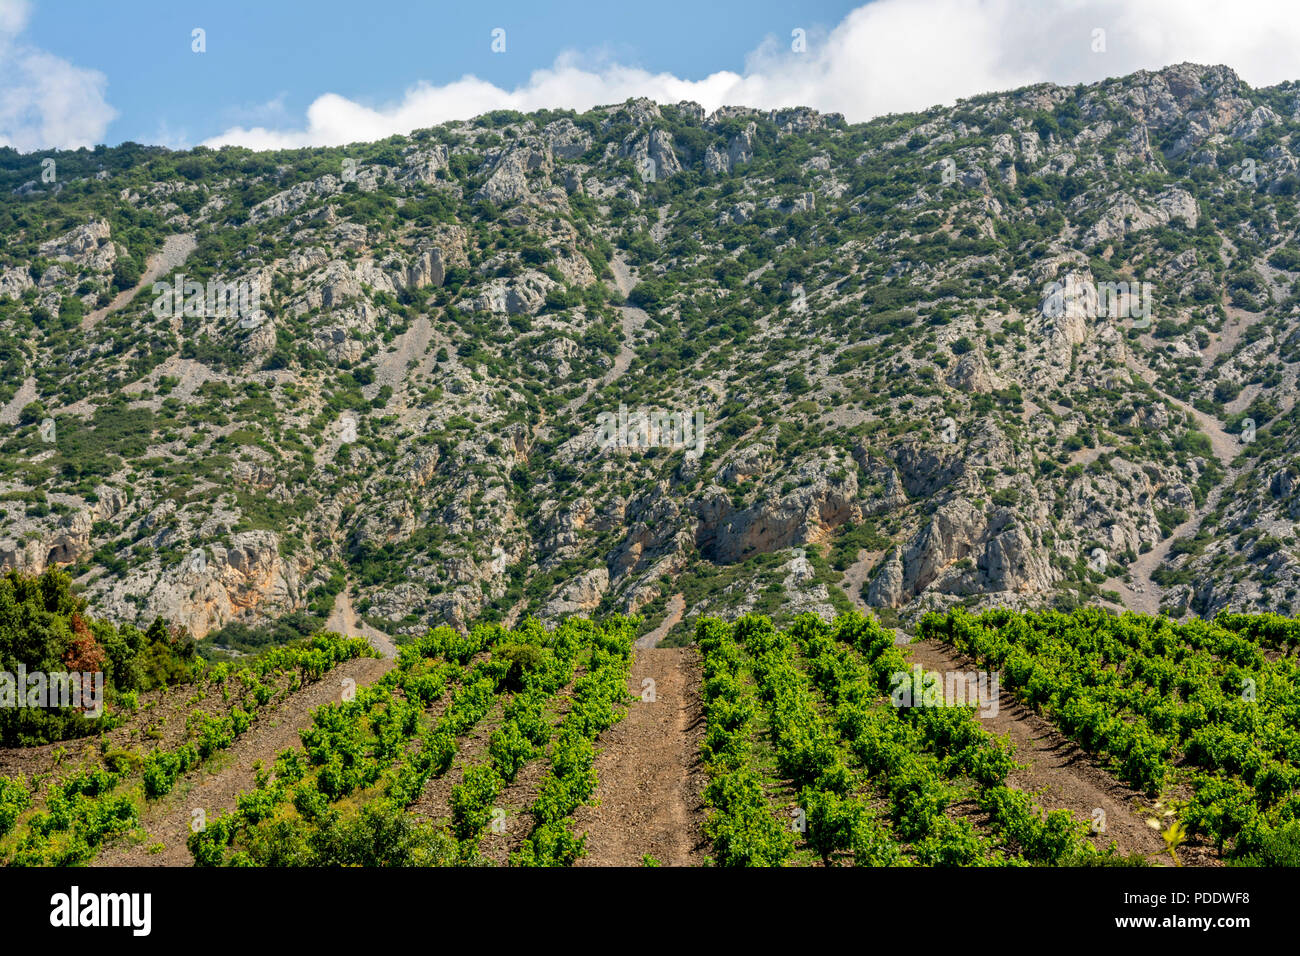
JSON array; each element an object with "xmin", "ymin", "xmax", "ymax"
[
  {"xmin": 1, "ymin": 569, "xmax": 196, "ymax": 744},
  {"xmin": 62, "ymin": 612, "xmax": 108, "ymax": 710}
]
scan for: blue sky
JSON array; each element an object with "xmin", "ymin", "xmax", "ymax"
[
  {"xmin": 4, "ymin": 0, "xmax": 1300, "ymax": 152},
  {"xmin": 17, "ymin": 0, "xmax": 856, "ymax": 148}
]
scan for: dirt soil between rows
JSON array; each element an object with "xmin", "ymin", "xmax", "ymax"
[
  {"xmin": 94, "ymin": 655, "xmax": 393, "ymax": 867},
  {"xmin": 574, "ymin": 645, "xmax": 707, "ymax": 866},
  {"xmin": 905, "ymin": 638, "xmax": 1174, "ymax": 863}
]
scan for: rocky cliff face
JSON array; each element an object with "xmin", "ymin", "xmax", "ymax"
[
  {"xmin": 95, "ymin": 531, "xmax": 306, "ymax": 639},
  {"xmin": 3, "ymin": 62, "xmax": 1300, "ymax": 642}
]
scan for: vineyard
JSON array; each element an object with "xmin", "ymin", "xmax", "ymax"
[
  {"xmin": 0, "ymin": 633, "xmax": 374, "ymax": 865},
  {"xmin": 919, "ymin": 607, "xmax": 1300, "ymax": 866},
  {"xmin": 186, "ymin": 616, "xmax": 634, "ymax": 866},
  {"xmin": 697, "ymin": 610, "xmax": 1140, "ymax": 866},
  {"xmin": 1, "ymin": 592, "xmax": 1299, "ymax": 867}
]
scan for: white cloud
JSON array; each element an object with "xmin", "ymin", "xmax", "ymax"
[
  {"xmin": 0, "ymin": 0, "xmax": 117, "ymax": 152},
  {"xmin": 148, "ymin": 119, "xmax": 192, "ymax": 152},
  {"xmin": 220, "ymin": 93, "xmax": 290, "ymax": 129},
  {"xmin": 202, "ymin": 0, "xmax": 1300, "ymax": 151}
]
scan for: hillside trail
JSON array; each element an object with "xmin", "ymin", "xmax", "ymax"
[
  {"xmin": 1127, "ymin": 350, "xmax": 1240, "ymax": 464},
  {"xmin": 839, "ymin": 549, "xmax": 884, "ymax": 608},
  {"xmin": 325, "ymin": 586, "xmax": 399, "ymax": 658},
  {"xmin": 1, "ymin": 237, "xmax": 196, "ymax": 418},
  {"xmin": 0, "ymin": 375, "xmax": 37, "ymax": 426},
  {"xmin": 1101, "ymin": 482, "xmax": 1230, "ymax": 616},
  {"xmin": 841, "ymin": 553, "xmax": 1165, "ymax": 859},
  {"xmin": 552, "ymin": 254, "xmax": 648, "ymax": 426},
  {"xmin": 1202, "ymin": 306, "xmax": 1254, "ymax": 366},
  {"xmin": 636, "ymin": 592, "xmax": 684, "ymax": 650},
  {"xmin": 94, "ymin": 654, "xmax": 393, "ymax": 867},
  {"xmin": 604, "ymin": 255, "xmax": 649, "ymax": 384},
  {"xmin": 82, "ymin": 233, "xmax": 197, "ymax": 332},
  {"xmin": 1100, "ymin": 340, "xmax": 1244, "ymax": 613},
  {"xmin": 574, "ymin": 639, "xmax": 706, "ymax": 866}
]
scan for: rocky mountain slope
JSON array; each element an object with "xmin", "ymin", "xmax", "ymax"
[{"xmin": 2, "ymin": 62, "xmax": 1300, "ymax": 648}]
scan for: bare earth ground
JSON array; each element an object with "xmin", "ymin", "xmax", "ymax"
[
  {"xmin": 835, "ymin": 551, "xmax": 1173, "ymax": 861},
  {"xmin": 905, "ymin": 638, "xmax": 1175, "ymax": 863},
  {"xmin": 477, "ymin": 689, "xmax": 576, "ymax": 865},
  {"xmin": 325, "ymin": 587, "xmax": 398, "ymax": 659},
  {"xmin": 552, "ymin": 259, "xmax": 709, "ymax": 865},
  {"xmin": 1100, "ymin": 340, "xmax": 1244, "ymax": 615},
  {"xmin": 840, "ymin": 549, "xmax": 884, "ymax": 608},
  {"xmin": 0, "ymin": 672, "xmax": 297, "ymax": 782},
  {"xmin": 408, "ymin": 698, "xmax": 502, "ymax": 822},
  {"xmin": 637, "ymin": 593, "xmax": 684, "ymax": 650},
  {"xmin": 408, "ymin": 663, "xmax": 579, "ymax": 862},
  {"xmin": 555, "ymin": 254, "xmax": 648, "ymax": 424},
  {"xmin": 93, "ymin": 655, "xmax": 392, "ymax": 867},
  {"xmin": 82, "ymin": 233, "xmax": 197, "ymax": 332},
  {"xmin": 0, "ymin": 375, "xmax": 36, "ymax": 426},
  {"xmin": 574, "ymin": 645, "xmax": 707, "ymax": 866}
]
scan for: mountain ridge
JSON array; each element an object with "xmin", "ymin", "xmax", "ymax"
[{"xmin": 1, "ymin": 60, "xmax": 1298, "ymax": 651}]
